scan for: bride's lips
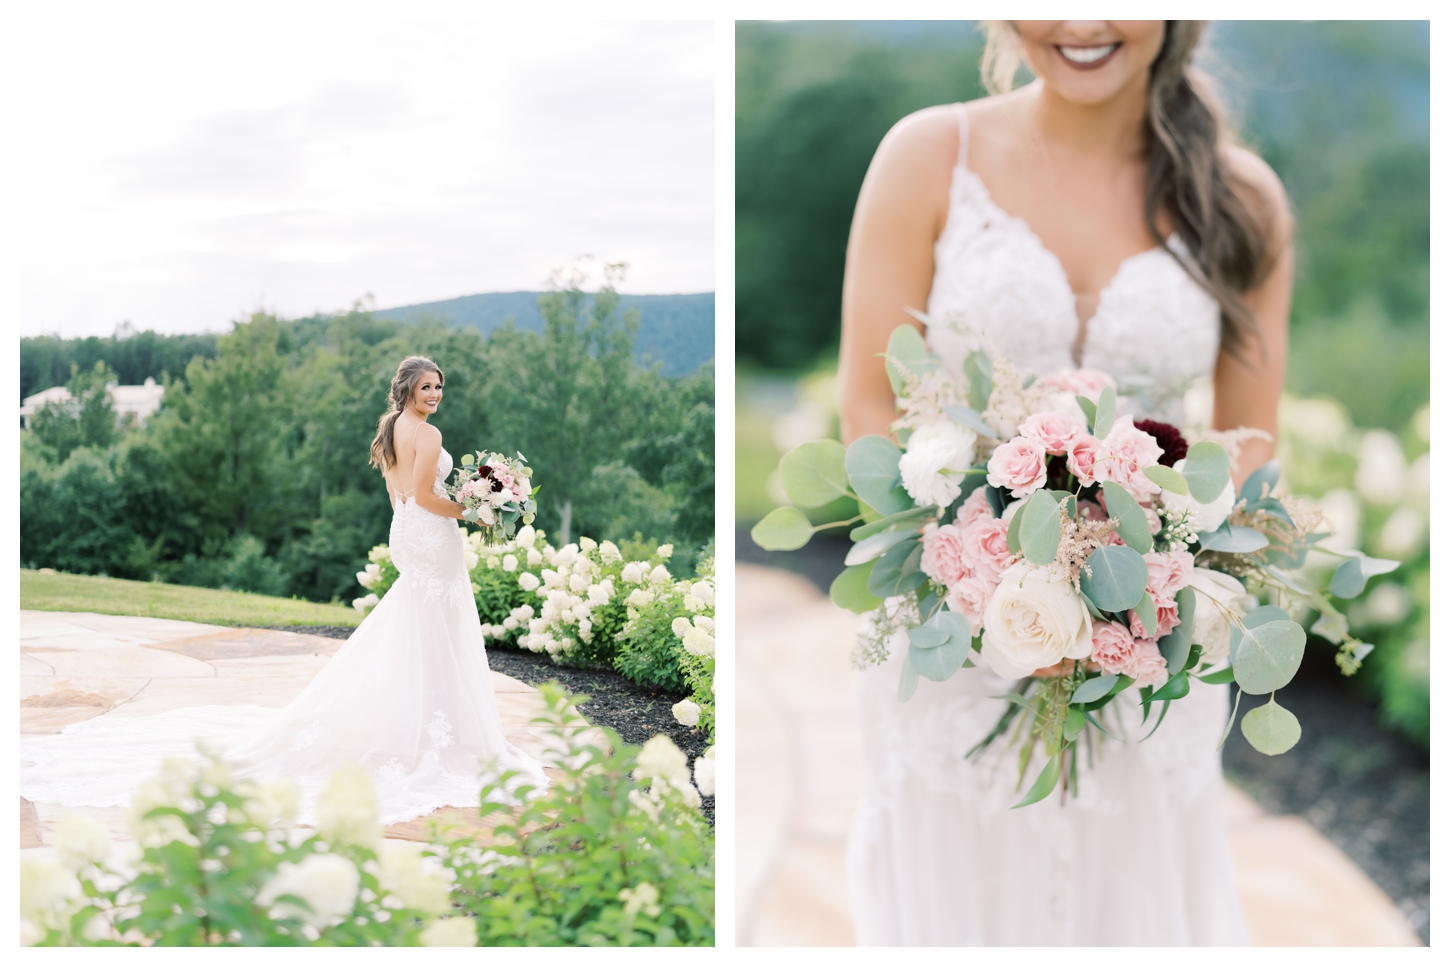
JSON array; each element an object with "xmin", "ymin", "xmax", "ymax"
[{"xmin": 1055, "ymin": 42, "xmax": 1121, "ymax": 70}]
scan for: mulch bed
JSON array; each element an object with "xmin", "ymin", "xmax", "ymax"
[
  {"xmin": 738, "ymin": 527, "xmax": 1431, "ymax": 944},
  {"xmin": 262, "ymin": 625, "xmax": 714, "ymax": 826}
]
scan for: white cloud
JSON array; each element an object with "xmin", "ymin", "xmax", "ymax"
[{"xmin": 5, "ymin": 17, "xmax": 714, "ymax": 336}]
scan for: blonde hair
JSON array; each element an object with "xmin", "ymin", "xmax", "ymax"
[
  {"xmin": 368, "ymin": 355, "xmax": 444, "ymax": 471},
  {"xmin": 976, "ymin": 21, "xmax": 1277, "ymax": 360}
]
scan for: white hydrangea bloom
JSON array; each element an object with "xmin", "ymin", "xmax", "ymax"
[
  {"xmin": 619, "ymin": 882, "xmax": 663, "ymax": 918},
  {"xmin": 634, "ymin": 735, "xmax": 690, "ymax": 784},
  {"xmin": 20, "ymin": 857, "xmax": 80, "ymax": 931},
  {"xmin": 579, "ymin": 618, "xmax": 594, "ymax": 642},
  {"xmin": 569, "ymin": 573, "xmax": 590, "ymax": 593},
  {"xmin": 671, "ymin": 699, "xmax": 701, "ymax": 727},
  {"xmin": 259, "ymin": 853, "xmax": 360, "ymax": 927},
  {"xmin": 518, "ymin": 572, "xmax": 541, "ymax": 592},
  {"xmin": 693, "ymin": 750, "xmax": 716, "ymax": 797},
  {"xmin": 485, "ymin": 555, "xmax": 500, "ymax": 570},
  {"xmin": 515, "ymin": 524, "xmax": 536, "ymax": 547},
  {"xmin": 579, "ymin": 536, "xmax": 597, "ymax": 552},
  {"xmin": 420, "ymin": 917, "xmax": 477, "ymax": 947},
  {"xmin": 682, "ymin": 593, "xmax": 703, "ymax": 613},
  {"xmin": 379, "ymin": 842, "xmax": 453, "ymax": 917},
  {"xmin": 502, "ymin": 616, "xmax": 519, "ymax": 632},
  {"xmin": 541, "ymin": 568, "xmax": 562, "ymax": 590},
  {"xmin": 627, "ymin": 588, "xmax": 654, "ymax": 608},
  {"xmin": 527, "ymin": 548, "xmax": 544, "ymax": 567},
  {"xmin": 671, "ymin": 616, "xmax": 692, "ymax": 638},
  {"xmin": 53, "ymin": 813, "xmax": 112, "ymax": 872},
  {"xmin": 657, "ymin": 544, "xmax": 674, "ymax": 560},
  {"xmin": 554, "ymin": 545, "xmax": 579, "ymax": 569},
  {"xmin": 693, "ymin": 615, "xmax": 715, "ymax": 632},
  {"xmin": 692, "ymin": 581, "xmax": 715, "ymax": 607},
  {"xmin": 621, "ymin": 562, "xmax": 646, "ymax": 584},
  {"xmin": 649, "ymin": 564, "xmax": 673, "ymax": 585},
  {"xmin": 316, "ymin": 764, "xmax": 380, "ymax": 849},
  {"xmin": 600, "ymin": 540, "xmax": 622, "ymax": 563},
  {"xmin": 368, "ymin": 544, "xmax": 392, "ymax": 565},
  {"xmin": 528, "ymin": 617, "xmax": 547, "ymax": 635},
  {"xmin": 352, "ymin": 593, "xmax": 379, "ymax": 614},
  {"xmin": 502, "ymin": 554, "xmax": 519, "ymax": 572},
  {"xmin": 512, "ymin": 604, "xmax": 535, "ymax": 621},
  {"xmin": 682, "ymin": 624, "xmax": 715, "ymax": 657},
  {"xmin": 128, "ymin": 759, "xmax": 198, "ymax": 848},
  {"xmin": 244, "ymin": 777, "xmax": 299, "ymax": 827},
  {"xmin": 587, "ymin": 583, "xmax": 610, "ymax": 607}
]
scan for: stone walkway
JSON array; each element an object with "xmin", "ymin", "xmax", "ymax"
[
  {"xmin": 736, "ymin": 565, "xmax": 1421, "ymax": 947},
  {"xmin": 20, "ymin": 611, "xmax": 561, "ymax": 850}
]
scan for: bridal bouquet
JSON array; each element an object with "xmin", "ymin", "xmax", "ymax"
[
  {"xmin": 449, "ymin": 450, "xmax": 538, "ymax": 545},
  {"xmin": 752, "ymin": 324, "xmax": 1395, "ymax": 806}
]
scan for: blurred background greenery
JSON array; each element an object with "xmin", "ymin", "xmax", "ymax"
[{"xmin": 735, "ymin": 21, "xmax": 1428, "ymax": 748}]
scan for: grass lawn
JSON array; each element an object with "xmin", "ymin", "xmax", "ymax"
[{"xmin": 20, "ymin": 570, "xmax": 363, "ymax": 628}]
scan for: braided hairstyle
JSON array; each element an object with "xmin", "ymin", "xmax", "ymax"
[{"xmin": 368, "ymin": 355, "xmax": 444, "ymax": 471}]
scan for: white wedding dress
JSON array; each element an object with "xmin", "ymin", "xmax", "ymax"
[
  {"xmin": 844, "ymin": 105, "xmax": 1252, "ymax": 946},
  {"xmin": 21, "ymin": 445, "xmax": 547, "ymax": 826}
]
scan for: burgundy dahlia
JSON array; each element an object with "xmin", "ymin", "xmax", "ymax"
[{"xmin": 1134, "ymin": 419, "xmax": 1188, "ymax": 466}]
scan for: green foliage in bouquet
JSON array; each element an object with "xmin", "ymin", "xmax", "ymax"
[{"xmin": 436, "ymin": 683, "xmax": 715, "ymax": 946}]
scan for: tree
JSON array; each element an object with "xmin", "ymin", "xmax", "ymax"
[{"xmin": 30, "ymin": 361, "xmax": 119, "ymax": 463}]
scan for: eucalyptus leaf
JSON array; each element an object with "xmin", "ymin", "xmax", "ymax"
[
  {"xmin": 779, "ymin": 440, "xmax": 851, "ymax": 508},
  {"xmin": 1018, "ymin": 489, "xmax": 1065, "ymax": 565},
  {"xmin": 1142, "ymin": 464, "xmax": 1189, "ymax": 496},
  {"xmin": 846, "ymin": 435, "xmax": 914, "ymax": 517},
  {"xmin": 898, "ymin": 658, "xmax": 920, "ymax": 702},
  {"xmin": 1011, "ymin": 754, "xmax": 1062, "ymax": 809},
  {"xmin": 906, "ymin": 624, "xmax": 950, "ymax": 649},
  {"xmin": 1102, "ymin": 480, "xmax": 1151, "ymax": 553},
  {"xmin": 830, "ymin": 564, "xmax": 883, "ymax": 614},
  {"xmin": 1132, "ymin": 590, "xmax": 1158, "ymax": 640},
  {"xmin": 750, "ymin": 507, "xmax": 814, "ymax": 551},
  {"xmin": 1071, "ymin": 674, "xmax": 1121, "ymax": 705},
  {"xmin": 965, "ymin": 350, "xmax": 994, "ymax": 411},
  {"xmin": 1329, "ymin": 553, "xmax": 1399, "ymax": 598},
  {"xmin": 1229, "ymin": 606, "xmax": 1293, "ymax": 662},
  {"xmin": 1240, "ymin": 697, "xmax": 1301, "ymax": 755},
  {"xmin": 917, "ymin": 585, "xmax": 942, "ymax": 622},
  {"xmin": 1093, "ymin": 385, "xmax": 1118, "ymax": 438},
  {"xmin": 1181, "ymin": 441, "xmax": 1231, "ymax": 503},
  {"xmin": 909, "ymin": 610, "xmax": 973, "ymax": 681},
  {"xmin": 460, "ymin": 453, "xmax": 475, "ymax": 466},
  {"xmin": 1245, "ymin": 495, "xmax": 1294, "ymax": 526},
  {"xmin": 1196, "ymin": 523, "xmax": 1270, "ymax": 553},
  {"xmin": 886, "ymin": 325, "xmax": 929, "ymax": 395},
  {"xmin": 1079, "ymin": 544, "xmax": 1149, "ymax": 613},
  {"xmin": 1239, "ymin": 459, "xmax": 1281, "ymax": 502},
  {"xmin": 945, "ymin": 405, "xmax": 997, "ymax": 439},
  {"xmin": 843, "ymin": 528, "xmax": 917, "ymax": 566},
  {"xmin": 1006, "ymin": 501, "xmax": 1024, "ymax": 555},
  {"xmin": 1158, "ymin": 587, "xmax": 1196, "ymax": 674},
  {"xmin": 1076, "ymin": 395, "xmax": 1097, "ymax": 427},
  {"xmin": 849, "ymin": 505, "xmax": 935, "ymax": 542},
  {"xmin": 1232, "ymin": 620, "xmax": 1307, "ymax": 695},
  {"xmin": 1309, "ymin": 609, "xmax": 1349, "ymax": 645},
  {"xmin": 868, "ymin": 539, "xmax": 927, "ymax": 598}
]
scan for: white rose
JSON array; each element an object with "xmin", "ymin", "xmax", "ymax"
[
  {"xmin": 502, "ymin": 554, "xmax": 518, "ymax": 572},
  {"xmin": 980, "ymin": 562, "xmax": 1093, "ymax": 679},
  {"xmin": 899, "ymin": 420, "xmax": 976, "ymax": 508},
  {"xmin": 671, "ymin": 699, "xmax": 701, "ymax": 727},
  {"xmin": 259, "ymin": 853, "xmax": 360, "ymax": 927},
  {"xmin": 421, "ymin": 917, "xmax": 477, "ymax": 947},
  {"xmin": 1161, "ymin": 459, "xmax": 1238, "ymax": 533},
  {"xmin": 518, "ymin": 572, "xmax": 541, "ymax": 592},
  {"xmin": 1186, "ymin": 567, "xmax": 1250, "ymax": 664}
]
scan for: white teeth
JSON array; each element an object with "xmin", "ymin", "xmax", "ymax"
[{"xmin": 1059, "ymin": 44, "xmax": 1117, "ymax": 64}]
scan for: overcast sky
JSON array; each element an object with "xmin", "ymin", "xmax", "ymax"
[{"xmin": 6, "ymin": 18, "xmax": 714, "ymax": 337}]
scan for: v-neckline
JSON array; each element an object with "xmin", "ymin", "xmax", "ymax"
[{"xmin": 955, "ymin": 165, "xmax": 1175, "ymax": 365}]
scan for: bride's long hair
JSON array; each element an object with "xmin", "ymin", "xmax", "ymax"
[
  {"xmin": 369, "ymin": 355, "xmax": 445, "ymax": 471},
  {"xmin": 980, "ymin": 21, "xmax": 1277, "ymax": 360}
]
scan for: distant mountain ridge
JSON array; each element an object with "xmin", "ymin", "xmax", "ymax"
[{"xmin": 374, "ymin": 291, "xmax": 714, "ymax": 376}]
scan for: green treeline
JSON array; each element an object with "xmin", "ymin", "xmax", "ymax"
[
  {"xmin": 735, "ymin": 20, "xmax": 1429, "ymax": 430},
  {"xmin": 20, "ymin": 275, "xmax": 714, "ymax": 604}
]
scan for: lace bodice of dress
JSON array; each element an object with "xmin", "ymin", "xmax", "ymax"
[
  {"xmin": 389, "ymin": 447, "xmax": 472, "ymax": 610},
  {"xmin": 925, "ymin": 104, "xmax": 1222, "ymax": 424}
]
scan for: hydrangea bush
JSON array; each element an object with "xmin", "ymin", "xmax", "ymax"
[{"xmin": 22, "ymin": 685, "xmax": 714, "ymax": 947}]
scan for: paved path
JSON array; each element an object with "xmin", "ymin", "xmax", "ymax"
[
  {"xmin": 20, "ymin": 611, "xmax": 562, "ymax": 850},
  {"xmin": 736, "ymin": 565, "xmax": 1421, "ymax": 947}
]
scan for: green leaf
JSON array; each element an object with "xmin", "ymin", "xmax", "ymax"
[
  {"xmin": 1018, "ymin": 489, "xmax": 1064, "ymax": 565},
  {"xmin": 1239, "ymin": 459, "xmax": 1280, "ymax": 502},
  {"xmin": 1309, "ymin": 609, "xmax": 1349, "ymax": 644},
  {"xmin": 898, "ymin": 658, "xmax": 920, "ymax": 702},
  {"xmin": 460, "ymin": 452, "xmax": 475, "ymax": 466},
  {"xmin": 868, "ymin": 539, "xmax": 926, "ymax": 598},
  {"xmin": 1145, "ymin": 670, "xmax": 1190, "ymax": 703},
  {"xmin": 849, "ymin": 505, "xmax": 934, "ymax": 541},
  {"xmin": 1142, "ymin": 464, "xmax": 1188, "ymax": 496},
  {"xmin": 1079, "ymin": 544, "xmax": 1149, "ymax": 613},
  {"xmin": 1075, "ymin": 395, "xmax": 1097, "ymax": 427},
  {"xmin": 965, "ymin": 350, "xmax": 993, "ymax": 411},
  {"xmin": 886, "ymin": 325, "xmax": 929, "ymax": 395},
  {"xmin": 1101, "ymin": 480, "xmax": 1151, "ymax": 553},
  {"xmin": 830, "ymin": 564, "xmax": 882, "ymax": 613},
  {"xmin": 1181, "ymin": 441, "xmax": 1231, "ymax": 503},
  {"xmin": 908, "ymin": 611, "xmax": 973, "ymax": 681},
  {"xmin": 843, "ymin": 528, "xmax": 917, "ymax": 566},
  {"xmin": 1245, "ymin": 495, "xmax": 1294, "ymax": 526},
  {"xmin": 1063, "ymin": 707, "xmax": 1085, "ymax": 742},
  {"xmin": 1197, "ymin": 523, "xmax": 1270, "ymax": 553},
  {"xmin": 906, "ymin": 624, "xmax": 950, "ymax": 649},
  {"xmin": 1329, "ymin": 553, "xmax": 1399, "ymax": 598},
  {"xmin": 1132, "ymin": 590, "xmax": 1158, "ymax": 639},
  {"xmin": 1093, "ymin": 385, "xmax": 1118, "ymax": 438},
  {"xmin": 1005, "ymin": 501, "xmax": 1024, "ymax": 555},
  {"xmin": 1240, "ymin": 697, "xmax": 1302, "ymax": 755},
  {"xmin": 1196, "ymin": 666, "xmax": 1237, "ymax": 685},
  {"xmin": 751, "ymin": 507, "xmax": 814, "ymax": 550},
  {"xmin": 1070, "ymin": 674, "xmax": 1120, "ymax": 705},
  {"xmin": 1229, "ymin": 605, "xmax": 1292, "ymax": 661},
  {"xmin": 1232, "ymin": 620, "xmax": 1307, "ymax": 695},
  {"xmin": 779, "ymin": 440, "xmax": 851, "ymax": 508},
  {"xmin": 846, "ymin": 435, "xmax": 913, "ymax": 517},
  {"xmin": 1011, "ymin": 754, "xmax": 1062, "ymax": 808},
  {"xmin": 944, "ymin": 405, "xmax": 996, "ymax": 438},
  {"xmin": 1158, "ymin": 587, "xmax": 1197, "ymax": 674}
]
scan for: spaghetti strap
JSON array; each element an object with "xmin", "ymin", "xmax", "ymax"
[{"xmin": 954, "ymin": 102, "xmax": 971, "ymax": 169}]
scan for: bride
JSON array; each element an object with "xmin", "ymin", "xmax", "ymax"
[
  {"xmin": 21, "ymin": 355, "xmax": 547, "ymax": 826},
  {"xmin": 838, "ymin": 22, "xmax": 1291, "ymax": 945}
]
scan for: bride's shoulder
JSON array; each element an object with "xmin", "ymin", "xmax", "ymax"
[{"xmin": 870, "ymin": 94, "xmax": 1020, "ymax": 181}]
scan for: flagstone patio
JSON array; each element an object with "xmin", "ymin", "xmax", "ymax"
[{"xmin": 735, "ymin": 564, "xmax": 1421, "ymax": 948}]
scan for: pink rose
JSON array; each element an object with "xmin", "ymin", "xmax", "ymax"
[
  {"xmin": 1144, "ymin": 550, "xmax": 1194, "ymax": 608},
  {"xmin": 1095, "ymin": 417, "xmax": 1164, "ymax": 502},
  {"xmin": 954, "ymin": 487, "xmax": 993, "ymax": 528},
  {"xmin": 1066, "ymin": 433, "xmax": 1100, "ymax": 485},
  {"xmin": 1090, "ymin": 620, "xmax": 1137, "ymax": 676},
  {"xmin": 1129, "ymin": 604, "xmax": 1180, "ymax": 640},
  {"xmin": 1037, "ymin": 368, "xmax": 1117, "ymax": 397},
  {"xmin": 1127, "ymin": 641, "xmax": 1169, "ymax": 688},
  {"xmin": 921, "ymin": 523, "xmax": 971, "ymax": 588},
  {"xmin": 944, "ymin": 572, "xmax": 996, "ymax": 634},
  {"xmin": 959, "ymin": 516, "xmax": 1015, "ymax": 581},
  {"xmin": 1020, "ymin": 410, "xmax": 1087, "ymax": 455},
  {"xmin": 986, "ymin": 437, "xmax": 1048, "ymax": 499}
]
